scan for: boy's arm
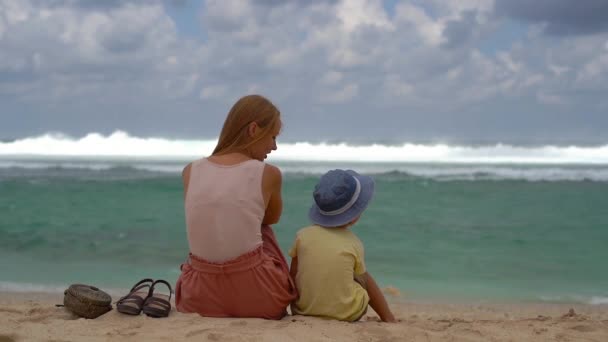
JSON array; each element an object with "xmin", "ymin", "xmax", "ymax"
[{"xmin": 362, "ymin": 272, "xmax": 396, "ymax": 323}]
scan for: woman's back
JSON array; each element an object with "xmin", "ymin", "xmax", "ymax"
[
  {"xmin": 185, "ymin": 158, "xmax": 265, "ymax": 262},
  {"xmin": 176, "ymin": 94, "xmax": 295, "ymax": 319}
]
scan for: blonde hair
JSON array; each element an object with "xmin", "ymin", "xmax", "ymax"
[{"xmin": 212, "ymin": 95, "xmax": 281, "ymax": 156}]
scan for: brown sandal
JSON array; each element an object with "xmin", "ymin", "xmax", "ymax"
[
  {"xmin": 116, "ymin": 278, "xmax": 154, "ymax": 315},
  {"xmin": 142, "ymin": 280, "xmax": 172, "ymax": 318}
]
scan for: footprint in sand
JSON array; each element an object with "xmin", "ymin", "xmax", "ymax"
[
  {"xmin": 18, "ymin": 306, "xmax": 77, "ymax": 323},
  {"xmin": 0, "ymin": 308, "xmax": 23, "ymax": 315},
  {"xmin": 355, "ymin": 325, "xmax": 402, "ymax": 342},
  {"xmin": 185, "ymin": 328, "xmax": 211, "ymax": 338},
  {"xmin": 274, "ymin": 322, "xmax": 291, "ymax": 329},
  {"xmin": 228, "ymin": 320, "xmax": 248, "ymax": 327},
  {"xmin": 570, "ymin": 324, "xmax": 596, "ymax": 332},
  {"xmin": 206, "ymin": 332, "xmax": 224, "ymax": 341}
]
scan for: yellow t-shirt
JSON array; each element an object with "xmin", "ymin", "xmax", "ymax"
[{"xmin": 288, "ymin": 225, "xmax": 369, "ymax": 321}]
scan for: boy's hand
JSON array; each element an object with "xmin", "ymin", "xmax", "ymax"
[
  {"xmin": 384, "ymin": 315, "xmax": 398, "ymax": 323},
  {"xmin": 364, "ymin": 316, "xmax": 399, "ymax": 323}
]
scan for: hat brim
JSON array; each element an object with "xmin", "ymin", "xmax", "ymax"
[{"xmin": 308, "ymin": 170, "xmax": 375, "ymax": 228}]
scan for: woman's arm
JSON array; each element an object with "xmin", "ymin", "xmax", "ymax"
[
  {"xmin": 290, "ymin": 256, "xmax": 299, "ymax": 301},
  {"xmin": 362, "ymin": 272, "xmax": 396, "ymax": 323},
  {"xmin": 262, "ymin": 164, "xmax": 283, "ymax": 225},
  {"xmin": 182, "ymin": 163, "xmax": 192, "ymax": 200},
  {"xmin": 290, "ymin": 256, "xmax": 298, "ymax": 280}
]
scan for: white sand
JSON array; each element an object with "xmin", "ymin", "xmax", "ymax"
[{"xmin": 1, "ymin": 291, "xmax": 607, "ymax": 341}]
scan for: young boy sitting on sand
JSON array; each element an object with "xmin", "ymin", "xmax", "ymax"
[{"xmin": 289, "ymin": 169, "xmax": 396, "ymax": 322}]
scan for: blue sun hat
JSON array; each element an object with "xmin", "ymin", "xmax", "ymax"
[{"xmin": 308, "ymin": 169, "xmax": 375, "ymax": 228}]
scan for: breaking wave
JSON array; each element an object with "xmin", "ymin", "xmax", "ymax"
[{"xmin": 1, "ymin": 131, "xmax": 608, "ymax": 164}]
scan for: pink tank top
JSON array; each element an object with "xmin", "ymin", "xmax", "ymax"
[{"xmin": 185, "ymin": 158, "xmax": 265, "ymax": 262}]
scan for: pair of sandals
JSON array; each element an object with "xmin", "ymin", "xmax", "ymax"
[{"xmin": 116, "ymin": 279, "xmax": 172, "ymax": 318}]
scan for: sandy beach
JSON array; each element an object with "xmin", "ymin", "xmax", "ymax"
[{"xmin": 1, "ymin": 291, "xmax": 607, "ymax": 342}]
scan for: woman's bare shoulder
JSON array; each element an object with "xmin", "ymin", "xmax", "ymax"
[
  {"xmin": 182, "ymin": 162, "xmax": 193, "ymax": 176},
  {"xmin": 263, "ymin": 163, "xmax": 282, "ymax": 181}
]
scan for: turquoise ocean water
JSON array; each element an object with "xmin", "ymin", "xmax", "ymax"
[
  {"xmin": 1, "ymin": 132, "xmax": 608, "ymax": 304},
  {"xmin": 1, "ymin": 157, "xmax": 607, "ymax": 305}
]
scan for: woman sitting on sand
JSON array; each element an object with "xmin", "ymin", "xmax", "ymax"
[{"xmin": 175, "ymin": 94, "xmax": 297, "ymax": 319}]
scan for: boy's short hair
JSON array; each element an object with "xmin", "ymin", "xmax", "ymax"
[{"xmin": 308, "ymin": 169, "xmax": 375, "ymax": 228}]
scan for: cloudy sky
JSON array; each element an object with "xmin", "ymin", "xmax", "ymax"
[{"xmin": 1, "ymin": 0, "xmax": 608, "ymax": 145}]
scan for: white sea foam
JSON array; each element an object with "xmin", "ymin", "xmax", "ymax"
[
  {"xmin": 0, "ymin": 131, "xmax": 215, "ymax": 158},
  {"xmin": 589, "ymin": 296, "xmax": 608, "ymax": 305},
  {"xmin": 2, "ymin": 131, "xmax": 608, "ymax": 164},
  {"xmin": 0, "ymin": 281, "xmax": 129, "ymax": 297},
  {"xmin": 281, "ymin": 164, "xmax": 608, "ymax": 181},
  {"xmin": 0, "ymin": 161, "xmax": 118, "ymax": 170},
  {"xmin": 0, "ymin": 281, "xmax": 67, "ymax": 293},
  {"xmin": 539, "ymin": 294, "xmax": 608, "ymax": 305},
  {"xmin": 2, "ymin": 132, "xmax": 608, "ymax": 181},
  {"xmin": 2, "ymin": 160, "xmax": 608, "ymax": 181}
]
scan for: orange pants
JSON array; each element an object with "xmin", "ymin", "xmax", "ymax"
[{"xmin": 176, "ymin": 225, "xmax": 297, "ymax": 319}]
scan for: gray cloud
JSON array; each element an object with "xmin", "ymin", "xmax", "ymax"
[
  {"xmin": 495, "ymin": 0, "xmax": 608, "ymax": 35},
  {"xmin": 252, "ymin": 0, "xmax": 340, "ymax": 7},
  {"xmin": 1, "ymin": 0, "xmax": 608, "ymax": 144},
  {"xmin": 441, "ymin": 10, "xmax": 477, "ymax": 49},
  {"xmin": 32, "ymin": 0, "xmax": 159, "ymax": 10}
]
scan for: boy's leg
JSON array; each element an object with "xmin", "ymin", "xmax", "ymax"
[{"xmin": 354, "ymin": 275, "xmax": 368, "ymax": 290}]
